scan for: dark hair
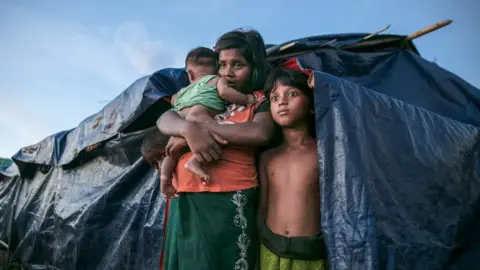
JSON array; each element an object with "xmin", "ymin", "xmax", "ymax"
[
  {"xmin": 264, "ymin": 68, "xmax": 316, "ymax": 139},
  {"xmin": 215, "ymin": 29, "xmax": 270, "ymax": 91},
  {"xmin": 185, "ymin": 47, "xmax": 218, "ymax": 68},
  {"xmin": 141, "ymin": 127, "xmax": 168, "ymax": 158},
  {"xmin": 264, "ymin": 68, "xmax": 314, "ymax": 109}
]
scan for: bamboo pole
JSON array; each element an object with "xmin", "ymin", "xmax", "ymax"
[
  {"xmin": 363, "ymin": 24, "xmax": 391, "ymax": 40},
  {"xmin": 278, "ymin": 41, "xmax": 297, "ymax": 52},
  {"xmin": 405, "ymin": 19, "xmax": 453, "ymax": 41}
]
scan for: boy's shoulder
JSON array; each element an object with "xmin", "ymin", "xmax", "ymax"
[{"xmin": 260, "ymin": 146, "xmax": 282, "ymax": 164}]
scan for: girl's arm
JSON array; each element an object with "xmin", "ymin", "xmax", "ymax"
[
  {"xmin": 216, "ymin": 77, "xmax": 256, "ymax": 106},
  {"xmin": 156, "ymin": 110, "xmax": 274, "ymax": 163},
  {"xmin": 156, "ymin": 110, "xmax": 273, "ymax": 146},
  {"xmin": 202, "ymin": 112, "xmax": 274, "ymax": 147}
]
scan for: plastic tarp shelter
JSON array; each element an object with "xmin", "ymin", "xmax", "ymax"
[{"xmin": 1, "ymin": 33, "xmax": 479, "ymax": 270}]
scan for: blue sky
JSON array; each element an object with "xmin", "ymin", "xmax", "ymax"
[{"xmin": 0, "ymin": 0, "xmax": 478, "ymax": 158}]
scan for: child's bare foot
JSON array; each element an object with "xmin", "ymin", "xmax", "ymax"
[
  {"xmin": 160, "ymin": 174, "xmax": 177, "ymax": 197},
  {"xmin": 184, "ymin": 158, "xmax": 210, "ymax": 185}
]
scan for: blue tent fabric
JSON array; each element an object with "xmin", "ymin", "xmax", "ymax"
[
  {"xmin": 297, "ymin": 50, "xmax": 480, "ymax": 127},
  {"xmin": 1, "ymin": 34, "xmax": 480, "ymax": 269},
  {"xmin": 266, "ymin": 33, "xmax": 420, "ymax": 57},
  {"xmin": 314, "ymin": 71, "xmax": 480, "ymax": 270},
  {"xmin": 0, "ymin": 68, "xmax": 187, "ymax": 269},
  {"xmin": 10, "ymin": 68, "xmax": 188, "ymax": 171},
  {"xmin": 7, "ymin": 132, "xmax": 167, "ymax": 269}
]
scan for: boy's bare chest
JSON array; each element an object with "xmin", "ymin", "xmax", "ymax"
[{"xmin": 266, "ymin": 149, "xmax": 319, "ymax": 187}]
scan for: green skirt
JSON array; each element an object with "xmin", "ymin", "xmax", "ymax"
[{"xmin": 164, "ymin": 188, "xmax": 258, "ymax": 270}]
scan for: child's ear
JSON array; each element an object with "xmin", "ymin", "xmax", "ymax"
[{"xmin": 187, "ymin": 70, "xmax": 195, "ymax": 83}]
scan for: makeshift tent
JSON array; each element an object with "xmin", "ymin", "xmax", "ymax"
[{"xmin": 1, "ymin": 21, "xmax": 479, "ymax": 270}]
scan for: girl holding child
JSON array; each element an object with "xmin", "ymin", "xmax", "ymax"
[{"xmin": 155, "ymin": 29, "xmax": 273, "ymax": 270}]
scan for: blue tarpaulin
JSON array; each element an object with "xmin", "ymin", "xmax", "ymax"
[
  {"xmin": 314, "ymin": 71, "xmax": 480, "ymax": 270},
  {"xmin": 1, "ymin": 34, "xmax": 479, "ymax": 270},
  {"xmin": 0, "ymin": 68, "xmax": 188, "ymax": 269}
]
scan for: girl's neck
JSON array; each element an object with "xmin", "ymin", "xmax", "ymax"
[{"xmin": 281, "ymin": 121, "xmax": 314, "ymax": 148}]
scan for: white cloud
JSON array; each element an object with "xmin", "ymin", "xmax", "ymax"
[
  {"xmin": 115, "ymin": 21, "xmax": 185, "ymax": 74},
  {"xmin": 0, "ymin": 7, "xmax": 186, "ymax": 157}
]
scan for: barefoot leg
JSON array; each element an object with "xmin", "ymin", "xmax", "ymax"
[
  {"xmin": 160, "ymin": 156, "xmax": 177, "ymax": 196},
  {"xmin": 184, "ymin": 156, "xmax": 210, "ymax": 184}
]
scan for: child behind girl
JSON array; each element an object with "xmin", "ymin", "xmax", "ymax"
[{"xmin": 258, "ymin": 68, "xmax": 327, "ymax": 270}]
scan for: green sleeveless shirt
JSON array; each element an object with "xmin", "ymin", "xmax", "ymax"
[{"xmin": 172, "ymin": 75, "xmax": 226, "ymax": 112}]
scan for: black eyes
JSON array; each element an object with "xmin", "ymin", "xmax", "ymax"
[
  {"xmin": 270, "ymin": 91, "xmax": 298, "ymax": 102},
  {"xmin": 218, "ymin": 62, "xmax": 244, "ymax": 69}
]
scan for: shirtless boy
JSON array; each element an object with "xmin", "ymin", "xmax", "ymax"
[
  {"xmin": 160, "ymin": 47, "xmax": 256, "ymax": 196},
  {"xmin": 258, "ymin": 68, "xmax": 327, "ymax": 269}
]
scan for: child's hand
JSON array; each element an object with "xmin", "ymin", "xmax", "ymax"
[
  {"xmin": 247, "ymin": 94, "xmax": 257, "ymax": 105},
  {"xmin": 166, "ymin": 136, "xmax": 188, "ymax": 157}
]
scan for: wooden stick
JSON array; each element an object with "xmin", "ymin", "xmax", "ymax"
[
  {"xmin": 278, "ymin": 41, "xmax": 297, "ymax": 52},
  {"xmin": 266, "ymin": 40, "xmax": 297, "ymax": 56},
  {"xmin": 405, "ymin": 19, "xmax": 453, "ymax": 41},
  {"xmin": 363, "ymin": 24, "xmax": 391, "ymax": 41},
  {"xmin": 339, "ymin": 25, "xmax": 392, "ymax": 50}
]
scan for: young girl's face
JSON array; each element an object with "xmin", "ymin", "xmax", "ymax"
[
  {"xmin": 269, "ymin": 82, "xmax": 311, "ymax": 127},
  {"xmin": 218, "ymin": 48, "xmax": 252, "ymax": 93}
]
